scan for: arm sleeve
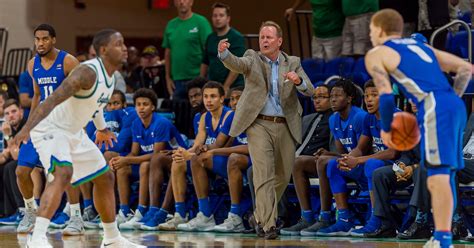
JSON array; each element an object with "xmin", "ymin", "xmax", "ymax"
[{"xmin": 92, "ymin": 108, "xmax": 107, "ymax": 131}]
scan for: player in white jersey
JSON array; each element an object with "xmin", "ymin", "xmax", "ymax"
[{"xmin": 13, "ymin": 29, "xmax": 144, "ymax": 248}]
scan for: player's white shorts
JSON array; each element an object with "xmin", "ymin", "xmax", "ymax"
[{"xmin": 30, "ymin": 120, "xmax": 108, "ymax": 187}]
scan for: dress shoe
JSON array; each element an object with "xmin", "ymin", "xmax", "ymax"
[
  {"xmin": 397, "ymin": 221, "xmax": 432, "ymax": 240},
  {"xmin": 265, "ymin": 226, "xmax": 278, "ymax": 240}
]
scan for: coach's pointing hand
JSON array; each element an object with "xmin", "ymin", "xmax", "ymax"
[
  {"xmin": 218, "ymin": 38, "xmax": 230, "ymax": 53},
  {"xmin": 284, "ymin": 71, "xmax": 302, "ymax": 85}
]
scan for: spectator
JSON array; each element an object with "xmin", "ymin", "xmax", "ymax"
[
  {"xmin": 163, "ymin": 0, "xmax": 212, "ymax": 100},
  {"xmin": 18, "ymin": 71, "xmax": 34, "ymax": 119},
  {"xmin": 417, "ymin": 0, "xmax": 453, "ymax": 49},
  {"xmin": 285, "ymin": 0, "xmax": 344, "ymax": 60},
  {"xmin": 0, "ymin": 92, "xmax": 8, "ymax": 153},
  {"xmin": 341, "ymin": 0, "xmax": 378, "ymax": 57},
  {"xmin": 0, "ymin": 100, "xmax": 25, "ymax": 219},
  {"xmin": 76, "ymin": 52, "xmax": 87, "ymax": 63},
  {"xmin": 201, "ymin": 2, "xmax": 245, "ymax": 95},
  {"xmin": 126, "ymin": 46, "xmax": 167, "ymax": 98},
  {"xmin": 125, "ymin": 46, "xmax": 140, "ymax": 79}
]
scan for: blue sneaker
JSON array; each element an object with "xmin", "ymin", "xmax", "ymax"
[
  {"xmin": 50, "ymin": 212, "xmax": 70, "ymax": 229},
  {"xmin": 138, "ymin": 209, "xmax": 156, "ymax": 225},
  {"xmin": 317, "ymin": 217, "xmax": 354, "ymax": 237},
  {"xmin": 0, "ymin": 212, "xmax": 23, "ymax": 225},
  {"xmin": 140, "ymin": 211, "xmax": 168, "ymax": 231},
  {"xmin": 350, "ymin": 215, "xmax": 381, "ymax": 237}
]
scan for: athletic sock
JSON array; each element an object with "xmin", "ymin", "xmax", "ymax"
[
  {"xmin": 434, "ymin": 230, "xmax": 452, "ymax": 248},
  {"xmin": 319, "ymin": 211, "xmax": 332, "ymax": 222},
  {"xmin": 175, "ymin": 202, "xmax": 186, "ymax": 218},
  {"xmin": 198, "ymin": 197, "xmax": 211, "ymax": 217},
  {"xmin": 301, "ymin": 209, "xmax": 314, "ymax": 223},
  {"xmin": 70, "ymin": 203, "xmax": 82, "ymax": 218},
  {"xmin": 119, "ymin": 204, "xmax": 130, "ymax": 216},
  {"xmin": 24, "ymin": 197, "xmax": 37, "ymax": 211},
  {"xmin": 137, "ymin": 205, "xmax": 148, "ymax": 216},
  {"xmin": 338, "ymin": 209, "xmax": 351, "ymax": 221},
  {"xmin": 31, "ymin": 217, "xmax": 50, "ymax": 241},
  {"xmin": 230, "ymin": 204, "xmax": 241, "ymax": 217},
  {"xmin": 102, "ymin": 221, "xmax": 120, "ymax": 242},
  {"xmin": 156, "ymin": 208, "xmax": 169, "ymax": 222},
  {"xmin": 83, "ymin": 199, "xmax": 93, "ymax": 209}
]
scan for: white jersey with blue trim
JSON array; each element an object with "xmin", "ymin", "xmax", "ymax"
[{"xmin": 37, "ymin": 58, "xmax": 115, "ymax": 135}]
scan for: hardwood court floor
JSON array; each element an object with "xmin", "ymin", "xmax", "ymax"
[{"xmin": 1, "ymin": 226, "xmax": 474, "ymax": 247}]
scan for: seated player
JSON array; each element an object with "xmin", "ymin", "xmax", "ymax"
[
  {"xmin": 341, "ymin": 80, "xmax": 400, "ymax": 237},
  {"xmin": 159, "ymin": 81, "xmax": 230, "ymax": 231},
  {"xmin": 280, "ymin": 84, "xmax": 334, "ymax": 236},
  {"xmin": 301, "ymin": 79, "xmax": 367, "ymax": 236},
  {"xmin": 139, "ymin": 79, "xmax": 205, "ymax": 230},
  {"xmin": 81, "ymin": 90, "xmax": 128, "ymax": 223},
  {"xmin": 109, "ymin": 88, "xmax": 186, "ymax": 230}
]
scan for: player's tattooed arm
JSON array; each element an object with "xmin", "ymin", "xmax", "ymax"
[
  {"xmin": 371, "ymin": 65, "xmax": 393, "ymax": 94},
  {"xmin": 20, "ymin": 65, "xmax": 96, "ymax": 135},
  {"xmin": 453, "ymin": 66, "xmax": 472, "ymax": 97}
]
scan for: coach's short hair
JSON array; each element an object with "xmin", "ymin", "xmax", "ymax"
[
  {"xmin": 371, "ymin": 9, "xmax": 404, "ymax": 36},
  {"xmin": 133, "ymin": 88, "xmax": 158, "ymax": 109},
  {"xmin": 260, "ymin": 21, "xmax": 283, "ymax": 38},
  {"xmin": 202, "ymin": 81, "xmax": 225, "ymax": 97},
  {"xmin": 34, "ymin": 24, "xmax": 56, "ymax": 38},
  {"xmin": 93, "ymin": 29, "xmax": 119, "ymax": 56}
]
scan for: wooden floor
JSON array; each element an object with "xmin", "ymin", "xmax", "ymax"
[{"xmin": 1, "ymin": 226, "xmax": 474, "ymax": 247}]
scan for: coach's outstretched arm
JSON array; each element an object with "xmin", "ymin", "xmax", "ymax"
[
  {"xmin": 12, "ymin": 65, "xmax": 97, "ymax": 145},
  {"xmin": 432, "ymin": 48, "xmax": 472, "ymax": 97},
  {"xmin": 218, "ymin": 38, "xmax": 253, "ymax": 75}
]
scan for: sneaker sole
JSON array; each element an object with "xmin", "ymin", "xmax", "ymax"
[
  {"xmin": 63, "ymin": 229, "xmax": 85, "ymax": 236},
  {"xmin": 214, "ymin": 227, "xmax": 245, "ymax": 233},
  {"xmin": 349, "ymin": 232, "xmax": 365, "ymax": 237},
  {"xmin": 280, "ymin": 230, "xmax": 302, "ymax": 236},
  {"xmin": 140, "ymin": 225, "xmax": 160, "ymax": 231},
  {"xmin": 300, "ymin": 231, "xmax": 318, "ymax": 236},
  {"xmin": 317, "ymin": 231, "xmax": 352, "ymax": 237}
]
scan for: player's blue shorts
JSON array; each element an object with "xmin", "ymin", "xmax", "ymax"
[
  {"xmin": 131, "ymin": 164, "xmax": 140, "ymax": 181},
  {"xmin": 211, "ymin": 154, "xmax": 253, "ymax": 178},
  {"xmin": 327, "ymin": 158, "xmax": 368, "ymax": 193},
  {"xmin": 18, "ymin": 139, "xmax": 42, "ymax": 168},
  {"xmin": 418, "ymin": 91, "xmax": 466, "ymax": 176}
]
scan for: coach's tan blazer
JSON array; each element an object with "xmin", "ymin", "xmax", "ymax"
[{"xmin": 221, "ymin": 49, "xmax": 314, "ymax": 144}]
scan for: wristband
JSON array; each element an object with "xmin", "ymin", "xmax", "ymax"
[{"xmin": 379, "ymin": 93, "xmax": 395, "ymax": 132}]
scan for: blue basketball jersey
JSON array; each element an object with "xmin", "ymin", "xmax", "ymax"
[
  {"xmin": 204, "ymin": 107, "xmax": 230, "ymax": 145},
  {"xmin": 220, "ymin": 111, "xmax": 247, "ymax": 146},
  {"xmin": 329, "ymin": 106, "xmax": 367, "ymax": 153},
  {"xmin": 384, "ymin": 38, "xmax": 466, "ymax": 170},
  {"xmin": 32, "ymin": 50, "xmax": 67, "ymax": 102},
  {"xmin": 132, "ymin": 113, "xmax": 186, "ymax": 155},
  {"xmin": 362, "ymin": 111, "xmax": 399, "ymax": 153},
  {"xmin": 383, "ymin": 38, "xmax": 453, "ymax": 105},
  {"xmin": 193, "ymin": 112, "xmax": 201, "ymax": 136}
]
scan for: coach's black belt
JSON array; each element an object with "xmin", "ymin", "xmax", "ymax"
[{"xmin": 257, "ymin": 114, "xmax": 286, "ymax": 123}]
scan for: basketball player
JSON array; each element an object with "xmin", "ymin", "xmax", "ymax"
[
  {"xmin": 365, "ymin": 9, "xmax": 472, "ymax": 248},
  {"xmin": 16, "ymin": 24, "xmax": 84, "ymax": 235},
  {"xmin": 12, "ymin": 29, "xmax": 144, "ymax": 248}
]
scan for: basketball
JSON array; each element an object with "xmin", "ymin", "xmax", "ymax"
[{"xmin": 389, "ymin": 112, "xmax": 421, "ymax": 151}]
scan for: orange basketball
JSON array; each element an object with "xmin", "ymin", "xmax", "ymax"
[{"xmin": 389, "ymin": 112, "xmax": 421, "ymax": 151}]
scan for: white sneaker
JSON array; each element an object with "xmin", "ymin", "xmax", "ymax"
[
  {"xmin": 26, "ymin": 235, "xmax": 52, "ymax": 248},
  {"xmin": 158, "ymin": 212, "xmax": 188, "ymax": 231},
  {"xmin": 100, "ymin": 235, "xmax": 146, "ymax": 248},
  {"xmin": 423, "ymin": 237, "xmax": 454, "ymax": 248},
  {"xmin": 213, "ymin": 213, "xmax": 245, "ymax": 233},
  {"xmin": 119, "ymin": 210, "xmax": 144, "ymax": 230},
  {"xmin": 63, "ymin": 216, "xmax": 85, "ymax": 236},
  {"xmin": 177, "ymin": 212, "xmax": 215, "ymax": 232},
  {"xmin": 99, "ymin": 210, "xmax": 132, "ymax": 228},
  {"xmin": 17, "ymin": 208, "xmax": 36, "ymax": 233}
]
